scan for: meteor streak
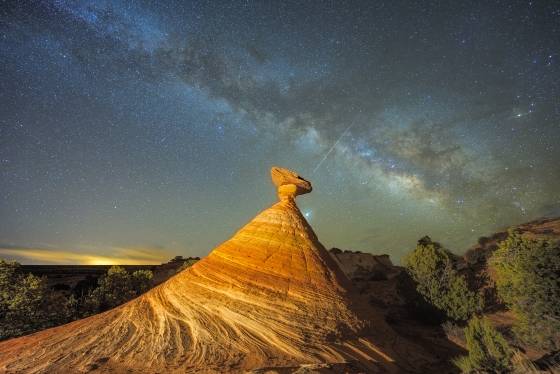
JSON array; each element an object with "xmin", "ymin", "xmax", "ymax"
[{"xmin": 312, "ymin": 122, "xmax": 353, "ymax": 174}]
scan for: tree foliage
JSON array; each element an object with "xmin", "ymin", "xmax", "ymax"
[
  {"xmin": 0, "ymin": 260, "xmax": 75, "ymax": 339},
  {"xmin": 404, "ymin": 236, "xmax": 483, "ymax": 321},
  {"xmin": 490, "ymin": 230, "xmax": 560, "ymax": 351},
  {"xmin": 178, "ymin": 258, "xmax": 199, "ymax": 272},
  {"xmin": 81, "ymin": 266, "xmax": 153, "ymax": 315},
  {"xmin": 0, "ymin": 261, "xmax": 154, "ymax": 339},
  {"xmin": 453, "ymin": 316, "xmax": 513, "ymax": 373}
]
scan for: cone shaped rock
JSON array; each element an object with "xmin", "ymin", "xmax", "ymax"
[{"xmin": 0, "ymin": 167, "xmax": 435, "ymax": 373}]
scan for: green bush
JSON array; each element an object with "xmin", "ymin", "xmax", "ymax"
[
  {"xmin": 395, "ymin": 270, "xmax": 447, "ymax": 324},
  {"xmin": 0, "ymin": 260, "xmax": 75, "ymax": 339},
  {"xmin": 490, "ymin": 230, "xmax": 560, "ymax": 351},
  {"xmin": 404, "ymin": 236, "xmax": 483, "ymax": 321},
  {"xmin": 0, "ymin": 261, "xmax": 46, "ymax": 338},
  {"xmin": 81, "ymin": 266, "xmax": 153, "ymax": 315},
  {"xmin": 178, "ymin": 258, "xmax": 199, "ymax": 272},
  {"xmin": 453, "ymin": 316, "xmax": 512, "ymax": 373},
  {"xmin": 0, "ymin": 261, "xmax": 154, "ymax": 339}
]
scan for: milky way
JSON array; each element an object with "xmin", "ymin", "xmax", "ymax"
[{"xmin": 1, "ymin": 1, "xmax": 559, "ymax": 264}]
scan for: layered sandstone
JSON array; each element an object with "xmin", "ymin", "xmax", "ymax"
[{"xmin": 0, "ymin": 167, "xmax": 434, "ymax": 373}]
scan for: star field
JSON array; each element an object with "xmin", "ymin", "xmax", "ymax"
[{"xmin": 1, "ymin": 0, "xmax": 559, "ymax": 264}]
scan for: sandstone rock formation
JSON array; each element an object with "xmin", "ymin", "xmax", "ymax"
[
  {"xmin": 271, "ymin": 166, "xmax": 312, "ymax": 200},
  {"xmin": 0, "ymin": 167, "xmax": 436, "ymax": 373},
  {"xmin": 329, "ymin": 249, "xmax": 398, "ymax": 282}
]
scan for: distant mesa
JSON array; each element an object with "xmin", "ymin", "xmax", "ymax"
[{"xmin": 0, "ymin": 166, "xmax": 439, "ymax": 373}]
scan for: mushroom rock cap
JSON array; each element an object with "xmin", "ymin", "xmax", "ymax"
[{"xmin": 271, "ymin": 166, "xmax": 312, "ymax": 200}]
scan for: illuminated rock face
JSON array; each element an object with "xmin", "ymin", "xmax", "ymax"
[
  {"xmin": 0, "ymin": 167, "xmax": 431, "ymax": 373},
  {"xmin": 271, "ymin": 166, "xmax": 312, "ymax": 199}
]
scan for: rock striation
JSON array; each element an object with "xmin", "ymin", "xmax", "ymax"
[{"xmin": 0, "ymin": 167, "xmax": 435, "ymax": 373}]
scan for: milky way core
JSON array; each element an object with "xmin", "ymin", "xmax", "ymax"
[{"xmin": 1, "ymin": 1, "xmax": 559, "ymax": 263}]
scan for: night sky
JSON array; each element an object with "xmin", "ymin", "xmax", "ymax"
[{"xmin": 1, "ymin": 1, "xmax": 559, "ymax": 265}]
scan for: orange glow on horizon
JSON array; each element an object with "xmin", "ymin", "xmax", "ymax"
[{"xmin": 0, "ymin": 246, "xmax": 174, "ymax": 265}]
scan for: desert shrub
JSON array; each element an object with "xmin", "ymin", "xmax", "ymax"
[
  {"xmin": 404, "ymin": 236, "xmax": 483, "ymax": 321},
  {"xmin": 73, "ymin": 275, "xmax": 99, "ymax": 298},
  {"xmin": 130, "ymin": 269, "xmax": 154, "ymax": 294},
  {"xmin": 490, "ymin": 230, "xmax": 560, "ymax": 351},
  {"xmin": 395, "ymin": 270, "xmax": 446, "ymax": 324},
  {"xmin": 443, "ymin": 321, "xmax": 466, "ymax": 346},
  {"xmin": 41, "ymin": 291, "xmax": 77, "ymax": 328},
  {"xmin": 177, "ymin": 258, "xmax": 199, "ymax": 273},
  {"xmin": 453, "ymin": 316, "xmax": 512, "ymax": 373},
  {"xmin": 81, "ymin": 266, "xmax": 153, "ymax": 315},
  {"xmin": 0, "ymin": 260, "xmax": 47, "ymax": 338},
  {"xmin": 0, "ymin": 261, "xmax": 154, "ymax": 338},
  {"xmin": 0, "ymin": 260, "xmax": 76, "ymax": 339}
]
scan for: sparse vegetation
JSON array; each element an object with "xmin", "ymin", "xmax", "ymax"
[
  {"xmin": 404, "ymin": 236, "xmax": 483, "ymax": 321},
  {"xmin": 177, "ymin": 257, "xmax": 199, "ymax": 273},
  {"xmin": 490, "ymin": 230, "xmax": 560, "ymax": 351},
  {"xmin": 0, "ymin": 260, "xmax": 75, "ymax": 339},
  {"xmin": 80, "ymin": 266, "xmax": 153, "ymax": 315},
  {"xmin": 0, "ymin": 261, "xmax": 154, "ymax": 340},
  {"xmin": 405, "ymin": 229, "xmax": 560, "ymax": 371},
  {"xmin": 453, "ymin": 316, "xmax": 513, "ymax": 373}
]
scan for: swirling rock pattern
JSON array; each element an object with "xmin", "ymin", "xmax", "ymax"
[{"xmin": 0, "ymin": 167, "xmax": 435, "ymax": 373}]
